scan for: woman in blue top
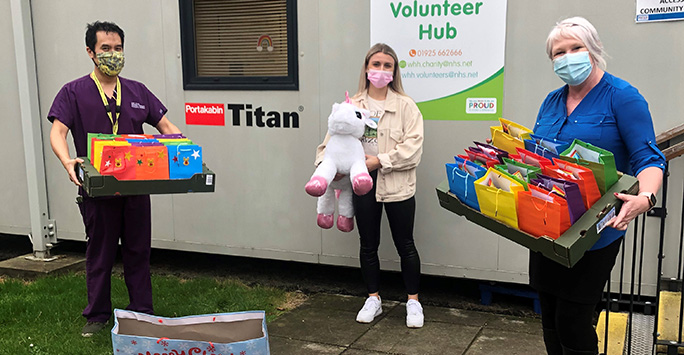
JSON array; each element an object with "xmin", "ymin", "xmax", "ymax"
[{"xmin": 531, "ymin": 17, "xmax": 665, "ymax": 355}]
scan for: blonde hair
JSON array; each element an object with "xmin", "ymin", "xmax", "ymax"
[
  {"xmin": 356, "ymin": 43, "xmax": 406, "ymax": 96},
  {"xmin": 546, "ymin": 17, "xmax": 607, "ymax": 70}
]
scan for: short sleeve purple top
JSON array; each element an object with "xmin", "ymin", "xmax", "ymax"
[{"xmin": 47, "ymin": 75, "xmax": 167, "ymax": 157}]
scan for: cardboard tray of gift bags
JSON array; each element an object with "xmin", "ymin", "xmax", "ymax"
[
  {"xmin": 436, "ymin": 173, "xmax": 638, "ymax": 268},
  {"xmin": 76, "ymin": 157, "xmax": 215, "ymax": 197}
]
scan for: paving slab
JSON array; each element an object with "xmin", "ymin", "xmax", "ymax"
[
  {"xmin": 465, "ymin": 327, "xmax": 546, "ymax": 355},
  {"xmin": 267, "ymin": 293, "xmax": 547, "ymax": 355},
  {"xmin": 351, "ymin": 315, "xmax": 482, "ymax": 354},
  {"xmin": 269, "ymin": 306, "xmax": 384, "ymax": 347},
  {"xmin": 298, "ymin": 293, "xmax": 400, "ymax": 313},
  {"xmin": 268, "ymin": 336, "xmax": 345, "ymax": 354},
  {"xmin": 341, "ymin": 348, "xmax": 392, "ymax": 354},
  {"xmin": 484, "ymin": 313, "xmax": 543, "ymax": 336},
  {"xmin": 386, "ymin": 302, "xmax": 498, "ymax": 326},
  {"xmin": 0, "ymin": 253, "xmax": 85, "ymax": 279}
]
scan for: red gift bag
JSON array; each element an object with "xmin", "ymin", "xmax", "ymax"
[
  {"xmin": 515, "ymin": 147, "xmax": 554, "ymax": 169},
  {"xmin": 466, "ymin": 148, "xmax": 500, "ymax": 168},
  {"xmin": 100, "ymin": 145, "xmax": 137, "ymax": 180},
  {"xmin": 548, "ymin": 158, "xmax": 602, "ymax": 209}
]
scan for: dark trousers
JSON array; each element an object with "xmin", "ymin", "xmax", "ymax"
[
  {"xmin": 530, "ymin": 238, "xmax": 622, "ymax": 354},
  {"xmin": 352, "ymin": 173, "xmax": 421, "ymax": 295},
  {"xmin": 78, "ymin": 195, "xmax": 153, "ymax": 322},
  {"xmin": 539, "ymin": 291, "xmax": 599, "ymax": 354}
]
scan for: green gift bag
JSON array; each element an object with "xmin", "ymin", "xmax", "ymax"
[
  {"xmin": 559, "ymin": 139, "xmax": 618, "ymax": 195},
  {"xmin": 493, "ymin": 163, "xmax": 529, "ymax": 190},
  {"xmin": 497, "ymin": 157, "xmax": 541, "ymax": 183}
]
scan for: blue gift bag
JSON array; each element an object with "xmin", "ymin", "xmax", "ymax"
[
  {"xmin": 524, "ymin": 134, "xmax": 571, "ymax": 161},
  {"xmin": 446, "ymin": 157, "xmax": 486, "ymax": 211},
  {"xmin": 111, "ymin": 309, "xmax": 270, "ymax": 355},
  {"xmin": 168, "ymin": 144, "xmax": 203, "ymax": 179},
  {"xmin": 126, "ymin": 138, "xmax": 159, "ymax": 144}
]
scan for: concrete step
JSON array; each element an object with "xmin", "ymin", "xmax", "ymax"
[
  {"xmin": 0, "ymin": 253, "xmax": 85, "ymax": 279},
  {"xmin": 657, "ymin": 290, "xmax": 684, "ymax": 354},
  {"xmin": 597, "ymin": 310, "xmax": 627, "ymax": 355}
]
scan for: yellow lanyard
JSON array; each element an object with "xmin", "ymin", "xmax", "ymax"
[{"xmin": 90, "ymin": 71, "xmax": 121, "ymax": 134}]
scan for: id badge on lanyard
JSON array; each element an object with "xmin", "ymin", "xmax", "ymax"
[{"xmin": 90, "ymin": 71, "xmax": 121, "ymax": 134}]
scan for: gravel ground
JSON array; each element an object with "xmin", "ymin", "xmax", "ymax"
[{"xmin": 0, "ymin": 233, "xmax": 539, "ymax": 318}]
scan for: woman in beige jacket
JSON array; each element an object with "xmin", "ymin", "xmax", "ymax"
[{"xmin": 315, "ymin": 43, "xmax": 425, "ymax": 328}]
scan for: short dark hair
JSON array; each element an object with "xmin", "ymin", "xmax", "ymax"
[{"xmin": 85, "ymin": 21, "xmax": 125, "ymax": 52}]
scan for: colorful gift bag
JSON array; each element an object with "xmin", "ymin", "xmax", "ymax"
[
  {"xmin": 492, "ymin": 164, "xmax": 529, "ymax": 190},
  {"xmin": 446, "ymin": 157, "xmax": 487, "ymax": 211},
  {"xmin": 498, "ymin": 157, "xmax": 541, "ymax": 183},
  {"xmin": 92, "ymin": 140, "xmax": 131, "ymax": 173},
  {"xmin": 169, "ymin": 144, "xmax": 204, "ymax": 179},
  {"xmin": 473, "ymin": 141, "xmax": 509, "ymax": 164},
  {"xmin": 158, "ymin": 138, "xmax": 193, "ymax": 144},
  {"xmin": 530, "ymin": 174, "xmax": 586, "ymax": 224},
  {"xmin": 523, "ymin": 134, "xmax": 570, "ymax": 161},
  {"xmin": 489, "ymin": 118, "xmax": 533, "ymax": 154},
  {"xmin": 517, "ymin": 184, "xmax": 572, "ymax": 239},
  {"xmin": 163, "ymin": 140, "xmax": 195, "ymax": 146},
  {"xmin": 548, "ymin": 158, "xmax": 601, "ymax": 210},
  {"xmin": 99, "ymin": 145, "xmax": 137, "ymax": 180},
  {"xmin": 134, "ymin": 144, "xmax": 170, "ymax": 180},
  {"xmin": 111, "ymin": 309, "xmax": 270, "ymax": 355},
  {"xmin": 560, "ymin": 139, "xmax": 618, "ymax": 195},
  {"xmin": 153, "ymin": 133, "xmax": 186, "ymax": 139},
  {"xmin": 87, "ymin": 133, "xmax": 119, "ymax": 162},
  {"xmin": 466, "ymin": 148, "xmax": 500, "ymax": 168},
  {"xmin": 474, "ymin": 168, "xmax": 525, "ymax": 228},
  {"xmin": 119, "ymin": 133, "xmax": 155, "ymax": 139},
  {"xmin": 456, "ymin": 154, "xmax": 484, "ymax": 167},
  {"xmin": 125, "ymin": 138, "xmax": 159, "ymax": 144},
  {"xmin": 515, "ymin": 147, "xmax": 554, "ymax": 170}
]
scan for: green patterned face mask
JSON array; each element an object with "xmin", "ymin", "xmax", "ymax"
[{"xmin": 96, "ymin": 51, "xmax": 125, "ymax": 76}]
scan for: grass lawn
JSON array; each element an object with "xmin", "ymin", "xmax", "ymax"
[{"xmin": 0, "ymin": 273, "xmax": 297, "ymax": 355}]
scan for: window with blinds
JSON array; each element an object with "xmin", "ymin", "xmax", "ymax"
[{"xmin": 179, "ymin": 0, "xmax": 298, "ymax": 90}]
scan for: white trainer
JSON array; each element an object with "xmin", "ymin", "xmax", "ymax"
[
  {"xmin": 356, "ymin": 296, "xmax": 382, "ymax": 323},
  {"xmin": 406, "ymin": 299, "xmax": 424, "ymax": 328}
]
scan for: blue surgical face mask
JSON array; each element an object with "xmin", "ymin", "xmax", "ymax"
[{"xmin": 553, "ymin": 51, "xmax": 592, "ymax": 86}]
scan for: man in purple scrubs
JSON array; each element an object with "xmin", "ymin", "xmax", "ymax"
[{"xmin": 47, "ymin": 21, "xmax": 181, "ymax": 337}]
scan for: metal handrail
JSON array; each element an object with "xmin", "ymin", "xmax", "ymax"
[
  {"xmin": 651, "ymin": 123, "xmax": 683, "ymax": 354},
  {"xmin": 600, "ymin": 123, "xmax": 684, "ymax": 355}
]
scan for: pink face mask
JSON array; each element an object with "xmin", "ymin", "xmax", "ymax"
[{"xmin": 367, "ymin": 69, "xmax": 393, "ymax": 88}]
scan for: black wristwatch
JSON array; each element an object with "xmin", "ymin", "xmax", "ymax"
[{"xmin": 639, "ymin": 192, "xmax": 657, "ymax": 210}]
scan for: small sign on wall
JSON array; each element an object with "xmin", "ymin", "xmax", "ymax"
[
  {"xmin": 636, "ymin": 0, "xmax": 684, "ymax": 23},
  {"xmin": 185, "ymin": 103, "xmax": 225, "ymax": 126}
]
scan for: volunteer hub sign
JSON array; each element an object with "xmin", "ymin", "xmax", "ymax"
[
  {"xmin": 371, "ymin": 0, "xmax": 507, "ymax": 121},
  {"xmin": 636, "ymin": 0, "xmax": 684, "ymax": 23}
]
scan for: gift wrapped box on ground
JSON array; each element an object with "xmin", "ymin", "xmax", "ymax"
[
  {"xmin": 435, "ymin": 173, "xmax": 638, "ymax": 268},
  {"xmin": 76, "ymin": 157, "xmax": 215, "ymax": 197},
  {"xmin": 111, "ymin": 309, "xmax": 270, "ymax": 355}
]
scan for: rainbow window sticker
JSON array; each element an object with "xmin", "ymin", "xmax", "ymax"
[{"xmin": 256, "ymin": 35, "xmax": 274, "ymax": 52}]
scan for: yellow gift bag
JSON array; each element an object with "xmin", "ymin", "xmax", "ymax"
[
  {"xmin": 474, "ymin": 167, "xmax": 526, "ymax": 229},
  {"xmin": 489, "ymin": 118, "xmax": 533, "ymax": 155}
]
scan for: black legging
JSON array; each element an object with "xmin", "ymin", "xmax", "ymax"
[
  {"xmin": 352, "ymin": 171, "xmax": 421, "ymax": 295},
  {"xmin": 539, "ymin": 291, "xmax": 598, "ymax": 354}
]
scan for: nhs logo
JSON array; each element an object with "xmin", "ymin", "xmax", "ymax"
[{"xmin": 466, "ymin": 98, "xmax": 497, "ymax": 114}]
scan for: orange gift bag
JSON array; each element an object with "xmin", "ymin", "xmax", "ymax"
[
  {"xmin": 134, "ymin": 144, "xmax": 169, "ymax": 180},
  {"xmin": 517, "ymin": 184, "xmax": 572, "ymax": 239}
]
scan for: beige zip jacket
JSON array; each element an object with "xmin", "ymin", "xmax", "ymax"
[{"xmin": 315, "ymin": 89, "xmax": 424, "ymax": 202}]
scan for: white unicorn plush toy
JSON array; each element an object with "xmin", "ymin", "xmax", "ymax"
[{"xmin": 305, "ymin": 93, "xmax": 377, "ymax": 232}]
